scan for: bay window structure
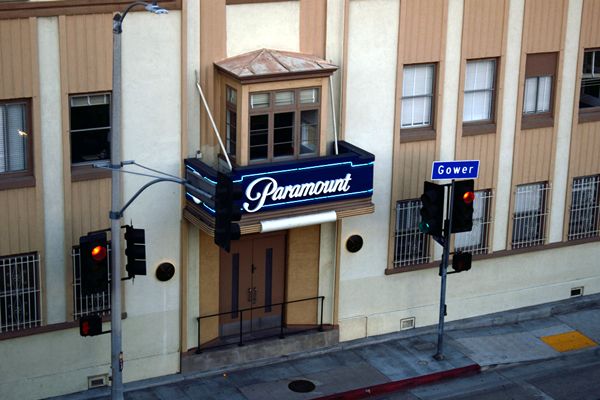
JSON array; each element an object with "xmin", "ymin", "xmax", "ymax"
[
  {"xmin": 580, "ymin": 49, "xmax": 600, "ymax": 121},
  {"xmin": 69, "ymin": 93, "xmax": 111, "ymax": 166},
  {"xmin": 463, "ymin": 59, "xmax": 497, "ymax": 130},
  {"xmin": 522, "ymin": 53, "xmax": 557, "ymax": 128},
  {"xmin": 512, "ymin": 182, "xmax": 550, "ymax": 249},
  {"xmin": 249, "ymin": 88, "xmax": 320, "ymax": 162},
  {"xmin": 393, "ymin": 199, "xmax": 430, "ymax": 267},
  {"xmin": 568, "ymin": 175, "xmax": 600, "ymax": 240},
  {"xmin": 0, "ymin": 100, "xmax": 32, "ymax": 187},
  {"xmin": 401, "ymin": 64, "xmax": 435, "ymax": 132},
  {"xmin": 455, "ymin": 189, "xmax": 493, "ymax": 254}
]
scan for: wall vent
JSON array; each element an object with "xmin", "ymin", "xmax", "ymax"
[
  {"xmin": 570, "ymin": 287, "xmax": 584, "ymax": 297},
  {"xmin": 88, "ymin": 374, "xmax": 108, "ymax": 389},
  {"xmin": 400, "ymin": 317, "xmax": 415, "ymax": 330}
]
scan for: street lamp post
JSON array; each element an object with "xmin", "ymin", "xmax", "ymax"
[{"xmin": 110, "ymin": 2, "xmax": 166, "ymax": 399}]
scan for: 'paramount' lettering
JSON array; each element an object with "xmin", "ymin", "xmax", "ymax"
[{"xmin": 243, "ymin": 174, "xmax": 352, "ymax": 213}]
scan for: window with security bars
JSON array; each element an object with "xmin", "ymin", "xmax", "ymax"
[
  {"xmin": 394, "ymin": 199, "xmax": 430, "ymax": 267},
  {"xmin": 72, "ymin": 245, "xmax": 111, "ymax": 320},
  {"xmin": 568, "ymin": 175, "xmax": 600, "ymax": 240},
  {"xmin": 455, "ymin": 189, "xmax": 493, "ymax": 254},
  {"xmin": 512, "ymin": 182, "xmax": 550, "ymax": 248},
  {"xmin": 1, "ymin": 253, "xmax": 42, "ymax": 333}
]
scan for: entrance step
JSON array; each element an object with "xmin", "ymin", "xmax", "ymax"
[{"xmin": 181, "ymin": 328, "xmax": 339, "ymax": 376}]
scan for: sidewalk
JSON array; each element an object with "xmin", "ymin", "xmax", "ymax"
[{"xmin": 53, "ymin": 294, "xmax": 600, "ymax": 400}]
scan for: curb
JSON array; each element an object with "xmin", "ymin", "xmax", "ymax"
[{"xmin": 312, "ymin": 364, "xmax": 481, "ymax": 400}]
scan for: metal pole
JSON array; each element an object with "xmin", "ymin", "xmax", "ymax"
[
  {"xmin": 110, "ymin": 14, "xmax": 124, "ymax": 400},
  {"xmin": 434, "ymin": 181, "xmax": 455, "ymax": 361}
]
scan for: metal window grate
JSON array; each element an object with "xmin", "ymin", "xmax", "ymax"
[
  {"xmin": 394, "ymin": 199, "xmax": 430, "ymax": 268},
  {"xmin": 512, "ymin": 182, "xmax": 551, "ymax": 249},
  {"xmin": 455, "ymin": 189, "xmax": 493, "ymax": 255},
  {"xmin": 72, "ymin": 246, "xmax": 111, "ymax": 320},
  {"xmin": 0, "ymin": 253, "xmax": 42, "ymax": 333},
  {"xmin": 568, "ymin": 175, "xmax": 600, "ymax": 240}
]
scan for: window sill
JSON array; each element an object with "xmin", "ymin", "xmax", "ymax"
[
  {"xmin": 385, "ymin": 235, "xmax": 599, "ymax": 274},
  {"xmin": 0, "ymin": 313, "xmax": 126, "ymax": 341},
  {"xmin": 578, "ymin": 108, "xmax": 600, "ymax": 124},
  {"xmin": 521, "ymin": 114, "xmax": 554, "ymax": 130},
  {"xmin": 0, "ymin": 174, "xmax": 35, "ymax": 191},
  {"xmin": 71, "ymin": 164, "xmax": 112, "ymax": 182},
  {"xmin": 400, "ymin": 127, "xmax": 436, "ymax": 143},
  {"xmin": 462, "ymin": 122, "xmax": 496, "ymax": 136}
]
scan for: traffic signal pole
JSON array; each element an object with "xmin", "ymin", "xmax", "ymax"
[{"xmin": 433, "ymin": 180, "xmax": 455, "ymax": 361}]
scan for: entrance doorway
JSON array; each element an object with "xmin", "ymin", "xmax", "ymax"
[{"xmin": 219, "ymin": 232, "xmax": 286, "ymax": 338}]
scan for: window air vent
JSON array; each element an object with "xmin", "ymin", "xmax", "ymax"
[
  {"xmin": 400, "ymin": 317, "xmax": 416, "ymax": 330},
  {"xmin": 88, "ymin": 374, "xmax": 108, "ymax": 389},
  {"xmin": 571, "ymin": 287, "xmax": 584, "ymax": 297}
]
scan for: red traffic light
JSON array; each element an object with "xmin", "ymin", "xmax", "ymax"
[
  {"xmin": 462, "ymin": 191, "xmax": 475, "ymax": 204},
  {"xmin": 91, "ymin": 245, "xmax": 107, "ymax": 262}
]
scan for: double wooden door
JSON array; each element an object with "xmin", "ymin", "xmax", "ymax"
[{"xmin": 219, "ymin": 233, "xmax": 286, "ymax": 337}]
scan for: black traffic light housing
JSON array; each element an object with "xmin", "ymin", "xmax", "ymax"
[
  {"xmin": 125, "ymin": 225, "xmax": 146, "ymax": 278},
  {"xmin": 214, "ymin": 172, "xmax": 242, "ymax": 252},
  {"xmin": 451, "ymin": 251, "xmax": 472, "ymax": 272},
  {"xmin": 79, "ymin": 232, "xmax": 109, "ymax": 296},
  {"xmin": 419, "ymin": 181, "xmax": 445, "ymax": 237},
  {"xmin": 79, "ymin": 314, "xmax": 103, "ymax": 336},
  {"xmin": 451, "ymin": 179, "xmax": 475, "ymax": 233}
]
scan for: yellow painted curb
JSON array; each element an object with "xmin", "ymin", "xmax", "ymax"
[{"xmin": 540, "ymin": 331, "xmax": 598, "ymax": 352}]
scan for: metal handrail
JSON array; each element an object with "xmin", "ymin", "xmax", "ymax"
[{"xmin": 196, "ymin": 295, "xmax": 325, "ymax": 352}]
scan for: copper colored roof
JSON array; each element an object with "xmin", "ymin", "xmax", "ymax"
[{"xmin": 215, "ymin": 49, "xmax": 338, "ymax": 82}]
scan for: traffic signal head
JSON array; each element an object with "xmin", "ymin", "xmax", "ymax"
[
  {"xmin": 79, "ymin": 314, "xmax": 103, "ymax": 336},
  {"xmin": 452, "ymin": 251, "xmax": 472, "ymax": 272},
  {"xmin": 214, "ymin": 172, "xmax": 243, "ymax": 252},
  {"xmin": 79, "ymin": 232, "xmax": 109, "ymax": 296},
  {"xmin": 125, "ymin": 225, "xmax": 146, "ymax": 278},
  {"xmin": 451, "ymin": 179, "xmax": 475, "ymax": 233},
  {"xmin": 419, "ymin": 181, "xmax": 445, "ymax": 237}
]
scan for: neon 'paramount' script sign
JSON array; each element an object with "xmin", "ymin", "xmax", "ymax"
[
  {"xmin": 184, "ymin": 141, "xmax": 375, "ymax": 215},
  {"xmin": 243, "ymin": 173, "xmax": 353, "ymax": 213}
]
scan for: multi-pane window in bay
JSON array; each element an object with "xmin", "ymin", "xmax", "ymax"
[
  {"xmin": 70, "ymin": 93, "xmax": 111, "ymax": 165},
  {"xmin": 464, "ymin": 59, "xmax": 496, "ymax": 122},
  {"xmin": 72, "ymin": 245, "xmax": 111, "ymax": 320},
  {"xmin": 394, "ymin": 199, "xmax": 430, "ymax": 268},
  {"xmin": 512, "ymin": 182, "xmax": 550, "ymax": 249},
  {"xmin": 568, "ymin": 175, "xmax": 600, "ymax": 240},
  {"xmin": 0, "ymin": 252, "xmax": 42, "ymax": 333},
  {"xmin": 249, "ymin": 88, "xmax": 320, "ymax": 162},
  {"xmin": 401, "ymin": 64, "xmax": 435, "ymax": 129},
  {"xmin": 455, "ymin": 189, "xmax": 493, "ymax": 255},
  {"xmin": 0, "ymin": 100, "xmax": 30, "ymax": 174},
  {"xmin": 580, "ymin": 49, "xmax": 600, "ymax": 109},
  {"xmin": 226, "ymin": 86, "xmax": 237, "ymax": 158}
]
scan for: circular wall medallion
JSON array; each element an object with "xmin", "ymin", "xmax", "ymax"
[
  {"xmin": 156, "ymin": 262, "xmax": 175, "ymax": 282},
  {"xmin": 288, "ymin": 379, "xmax": 316, "ymax": 393},
  {"xmin": 346, "ymin": 234, "xmax": 364, "ymax": 253}
]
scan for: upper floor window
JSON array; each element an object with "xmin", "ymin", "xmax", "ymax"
[
  {"xmin": 512, "ymin": 182, "xmax": 550, "ymax": 249},
  {"xmin": 568, "ymin": 175, "xmax": 599, "ymax": 240},
  {"xmin": 401, "ymin": 64, "xmax": 435, "ymax": 129},
  {"xmin": 522, "ymin": 53, "xmax": 557, "ymax": 129},
  {"xmin": 0, "ymin": 100, "xmax": 30, "ymax": 176},
  {"xmin": 70, "ymin": 93, "xmax": 111, "ymax": 165},
  {"xmin": 226, "ymin": 86, "xmax": 237, "ymax": 158},
  {"xmin": 463, "ymin": 59, "xmax": 496, "ymax": 123},
  {"xmin": 249, "ymin": 88, "xmax": 319, "ymax": 162},
  {"xmin": 580, "ymin": 49, "xmax": 600, "ymax": 122}
]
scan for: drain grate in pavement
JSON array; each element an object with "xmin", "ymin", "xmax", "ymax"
[{"xmin": 288, "ymin": 379, "xmax": 316, "ymax": 393}]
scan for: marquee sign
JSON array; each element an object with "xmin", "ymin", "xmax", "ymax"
[{"xmin": 185, "ymin": 141, "xmax": 375, "ymax": 215}]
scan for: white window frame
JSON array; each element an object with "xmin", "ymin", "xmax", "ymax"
[
  {"xmin": 523, "ymin": 76, "xmax": 552, "ymax": 114},
  {"xmin": 568, "ymin": 175, "xmax": 600, "ymax": 240},
  {"xmin": 393, "ymin": 199, "xmax": 430, "ymax": 268},
  {"xmin": 463, "ymin": 59, "xmax": 496, "ymax": 123},
  {"xmin": 1, "ymin": 252, "xmax": 42, "ymax": 333},
  {"xmin": 401, "ymin": 64, "xmax": 435, "ymax": 129},
  {"xmin": 455, "ymin": 189, "xmax": 493, "ymax": 254},
  {"xmin": 512, "ymin": 182, "xmax": 550, "ymax": 249},
  {"xmin": 0, "ymin": 101, "xmax": 29, "ymax": 175}
]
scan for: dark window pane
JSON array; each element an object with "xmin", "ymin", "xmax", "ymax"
[
  {"xmin": 300, "ymin": 110, "xmax": 318, "ymax": 155},
  {"xmin": 70, "ymin": 104, "xmax": 110, "ymax": 131},
  {"xmin": 250, "ymin": 146, "xmax": 268, "ymax": 160},
  {"xmin": 250, "ymin": 114, "xmax": 268, "ymax": 131},
  {"xmin": 70, "ymin": 129, "xmax": 111, "ymax": 164},
  {"xmin": 274, "ymin": 112, "xmax": 294, "ymax": 158}
]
